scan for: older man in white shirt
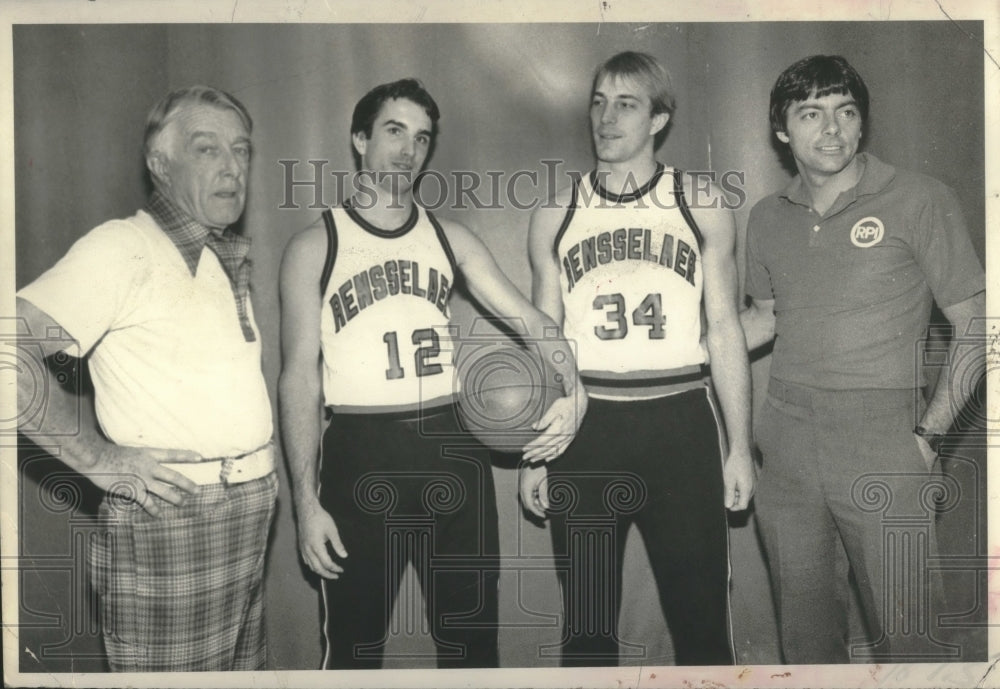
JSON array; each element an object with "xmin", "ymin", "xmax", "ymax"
[{"xmin": 16, "ymin": 85, "xmax": 277, "ymax": 672}]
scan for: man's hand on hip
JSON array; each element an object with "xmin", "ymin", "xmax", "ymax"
[{"xmin": 83, "ymin": 445, "xmax": 202, "ymax": 517}]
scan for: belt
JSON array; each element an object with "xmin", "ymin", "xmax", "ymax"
[
  {"xmin": 162, "ymin": 443, "xmax": 275, "ymax": 486},
  {"xmin": 767, "ymin": 378, "xmax": 915, "ymax": 410}
]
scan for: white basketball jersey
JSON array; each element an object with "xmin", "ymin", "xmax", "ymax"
[
  {"xmin": 319, "ymin": 202, "xmax": 457, "ymax": 412},
  {"xmin": 555, "ymin": 165, "xmax": 705, "ymax": 385}
]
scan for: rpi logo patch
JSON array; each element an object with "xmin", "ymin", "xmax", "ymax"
[{"xmin": 851, "ymin": 217, "xmax": 884, "ymax": 247}]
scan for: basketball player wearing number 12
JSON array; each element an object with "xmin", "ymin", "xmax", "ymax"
[
  {"xmin": 520, "ymin": 52, "xmax": 755, "ymax": 665},
  {"xmin": 279, "ymin": 79, "xmax": 587, "ymax": 669}
]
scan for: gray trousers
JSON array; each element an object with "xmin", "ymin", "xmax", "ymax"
[{"xmin": 755, "ymin": 378, "xmax": 946, "ymax": 663}]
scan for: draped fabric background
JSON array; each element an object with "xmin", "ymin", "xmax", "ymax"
[{"xmin": 14, "ymin": 22, "xmax": 986, "ymax": 671}]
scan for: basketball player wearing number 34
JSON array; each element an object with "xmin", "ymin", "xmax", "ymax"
[
  {"xmin": 278, "ymin": 79, "xmax": 587, "ymax": 669},
  {"xmin": 519, "ymin": 52, "xmax": 755, "ymax": 666}
]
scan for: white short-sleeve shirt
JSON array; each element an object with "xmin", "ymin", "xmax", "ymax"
[{"xmin": 18, "ymin": 209, "xmax": 273, "ymax": 458}]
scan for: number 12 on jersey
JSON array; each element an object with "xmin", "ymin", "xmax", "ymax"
[
  {"xmin": 383, "ymin": 328, "xmax": 443, "ymax": 380},
  {"xmin": 593, "ymin": 292, "xmax": 665, "ymax": 340}
]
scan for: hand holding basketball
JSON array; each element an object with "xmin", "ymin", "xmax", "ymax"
[
  {"xmin": 523, "ymin": 385, "xmax": 588, "ymax": 463},
  {"xmin": 456, "ymin": 343, "xmax": 567, "ymax": 453}
]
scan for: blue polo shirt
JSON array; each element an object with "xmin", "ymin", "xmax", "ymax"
[{"xmin": 745, "ymin": 153, "xmax": 984, "ymax": 390}]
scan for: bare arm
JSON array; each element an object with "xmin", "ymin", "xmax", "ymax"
[
  {"xmin": 519, "ymin": 196, "xmax": 577, "ymax": 516},
  {"xmin": 740, "ymin": 298, "xmax": 776, "ymax": 353},
  {"xmin": 16, "ymin": 297, "xmax": 199, "ymax": 515},
  {"xmin": 528, "ymin": 202, "xmax": 567, "ymax": 327},
  {"xmin": 913, "ymin": 291, "xmax": 986, "ymax": 466},
  {"xmin": 741, "ymin": 202, "xmax": 777, "ymax": 353},
  {"xmin": 278, "ymin": 223, "xmax": 346, "ymax": 578},
  {"xmin": 690, "ymin": 178, "xmax": 755, "ymax": 511},
  {"xmin": 442, "ymin": 216, "xmax": 587, "ymax": 463}
]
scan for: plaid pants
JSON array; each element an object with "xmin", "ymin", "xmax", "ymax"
[{"xmin": 89, "ymin": 472, "xmax": 278, "ymax": 671}]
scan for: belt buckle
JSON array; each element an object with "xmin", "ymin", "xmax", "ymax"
[{"xmin": 219, "ymin": 457, "xmax": 236, "ymax": 487}]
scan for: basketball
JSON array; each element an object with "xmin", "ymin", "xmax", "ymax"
[{"xmin": 455, "ymin": 343, "xmax": 564, "ymax": 452}]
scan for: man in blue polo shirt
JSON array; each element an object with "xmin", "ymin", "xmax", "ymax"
[{"xmin": 741, "ymin": 55, "xmax": 985, "ymax": 663}]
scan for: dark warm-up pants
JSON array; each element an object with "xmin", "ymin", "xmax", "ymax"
[
  {"xmin": 318, "ymin": 404, "xmax": 499, "ymax": 669},
  {"xmin": 546, "ymin": 387, "xmax": 733, "ymax": 666}
]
